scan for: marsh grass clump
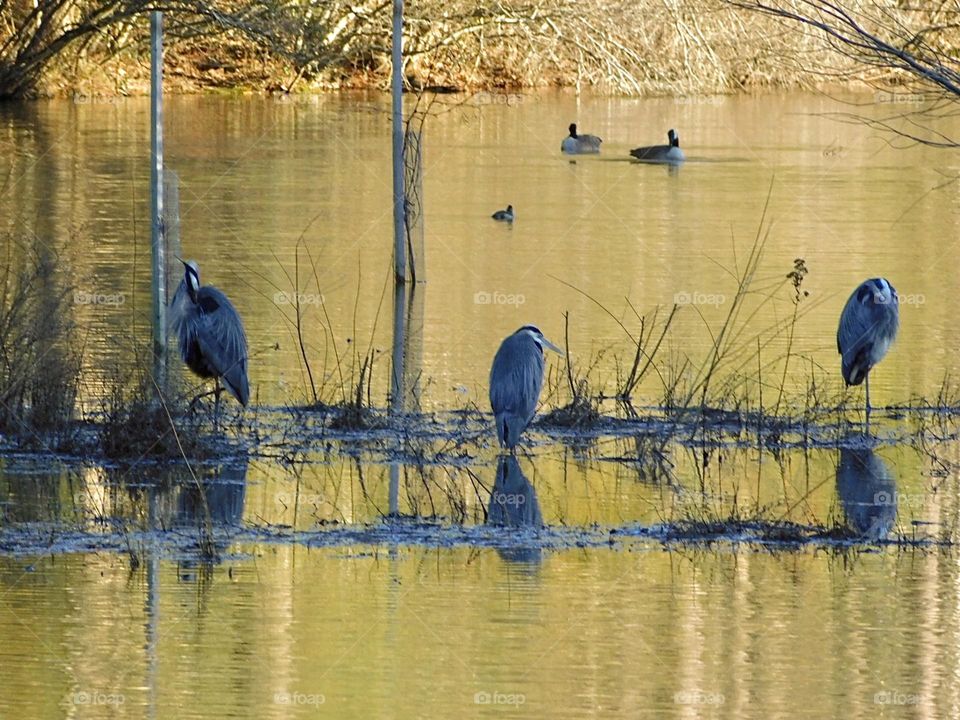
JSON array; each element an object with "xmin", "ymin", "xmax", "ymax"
[
  {"xmin": 327, "ymin": 348, "xmax": 388, "ymax": 431},
  {"xmin": 99, "ymin": 370, "xmax": 209, "ymax": 459},
  {"xmin": 0, "ymin": 237, "xmax": 82, "ymax": 448},
  {"xmin": 539, "ymin": 375, "xmax": 601, "ymax": 429}
]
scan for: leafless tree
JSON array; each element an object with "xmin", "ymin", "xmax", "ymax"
[
  {"xmin": 732, "ymin": 0, "xmax": 960, "ymax": 146},
  {"xmin": 1, "ymin": 0, "xmax": 838, "ymax": 99}
]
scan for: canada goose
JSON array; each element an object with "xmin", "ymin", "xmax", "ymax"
[
  {"xmin": 561, "ymin": 123, "xmax": 602, "ymax": 154},
  {"xmin": 492, "ymin": 205, "xmax": 514, "ymax": 222},
  {"xmin": 630, "ymin": 129, "xmax": 685, "ymax": 164}
]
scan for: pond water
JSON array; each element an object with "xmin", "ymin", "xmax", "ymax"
[
  {"xmin": 2, "ymin": 90, "xmax": 960, "ymax": 718},
  {"xmin": 1, "ymin": 90, "xmax": 957, "ymax": 408}
]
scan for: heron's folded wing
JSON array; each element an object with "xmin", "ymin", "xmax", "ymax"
[
  {"xmin": 837, "ymin": 288, "xmax": 887, "ymax": 363},
  {"xmin": 489, "ymin": 336, "xmax": 544, "ymax": 423},
  {"xmin": 196, "ymin": 288, "xmax": 250, "ymax": 405}
]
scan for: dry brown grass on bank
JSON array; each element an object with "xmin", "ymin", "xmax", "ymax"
[{"xmin": 29, "ymin": 0, "xmax": 870, "ymax": 99}]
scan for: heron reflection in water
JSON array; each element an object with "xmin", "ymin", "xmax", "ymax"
[
  {"xmin": 488, "ymin": 455, "xmax": 543, "ymax": 565},
  {"xmin": 836, "ymin": 448, "xmax": 896, "ymax": 542}
]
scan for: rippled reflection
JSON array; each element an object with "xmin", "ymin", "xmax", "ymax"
[{"xmin": 174, "ymin": 459, "xmax": 249, "ymax": 528}]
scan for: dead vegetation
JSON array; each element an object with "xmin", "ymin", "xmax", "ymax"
[
  {"xmin": 98, "ymin": 368, "xmax": 213, "ymax": 459},
  {"xmin": 540, "ymin": 312, "xmax": 601, "ymax": 429},
  {"xmin": 2, "ymin": 0, "xmax": 905, "ymax": 99},
  {"xmin": 0, "ymin": 235, "xmax": 82, "ymax": 448}
]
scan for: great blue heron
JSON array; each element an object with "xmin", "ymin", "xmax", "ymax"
[
  {"xmin": 169, "ymin": 259, "xmax": 250, "ymax": 409},
  {"xmin": 630, "ymin": 129, "xmax": 685, "ymax": 164},
  {"xmin": 489, "ymin": 325, "xmax": 562, "ymax": 451},
  {"xmin": 837, "ymin": 277, "xmax": 898, "ymax": 419},
  {"xmin": 561, "ymin": 123, "xmax": 602, "ymax": 154},
  {"xmin": 492, "ymin": 205, "xmax": 514, "ymax": 222}
]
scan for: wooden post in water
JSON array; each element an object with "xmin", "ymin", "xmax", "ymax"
[
  {"xmin": 391, "ymin": 0, "xmax": 406, "ymax": 285},
  {"xmin": 150, "ymin": 11, "xmax": 166, "ymax": 390}
]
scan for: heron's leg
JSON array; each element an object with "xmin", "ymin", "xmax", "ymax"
[
  {"xmin": 865, "ymin": 374, "xmax": 871, "ymax": 433},
  {"xmin": 214, "ymin": 378, "xmax": 222, "ymax": 429},
  {"xmin": 189, "ymin": 388, "xmax": 218, "ymax": 413}
]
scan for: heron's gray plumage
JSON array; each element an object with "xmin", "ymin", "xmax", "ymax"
[
  {"xmin": 561, "ymin": 123, "xmax": 602, "ymax": 154},
  {"xmin": 492, "ymin": 204, "xmax": 514, "ymax": 222},
  {"xmin": 837, "ymin": 277, "xmax": 898, "ymax": 387},
  {"xmin": 630, "ymin": 128, "xmax": 685, "ymax": 164},
  {"xmin": 489, "ymin": 326, "xmax": 550, "ymax": 450},
  {"xmin": 170, "ymin": 261, "xmax": 250, "ymax": 406}
]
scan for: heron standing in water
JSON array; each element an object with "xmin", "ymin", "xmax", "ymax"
[
  {"xmin": 169, "ymin": 259, "xmax": 250, "ymax": 412},
  {"xmin": 837, "ymin": 277, "xmax": 899, "ymax": 422},
  {"xmin": 489, "ymin": 325, "xmax": 562, "ymax": 451}
]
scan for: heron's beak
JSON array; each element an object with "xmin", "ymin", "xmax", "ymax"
[{"xmin": 541, "ymin": 337, "xmax": 564, "ymax": 355}]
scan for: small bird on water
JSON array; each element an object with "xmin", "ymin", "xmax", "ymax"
[
  {"xmin": 837, "ymin": 277, "xmax": 899, "ymax": 422},
  {"xmin": 489, "ymin": 325, "xmax": 563, "ymax": 451},
  {"xmin": 492, "ymin": 204, "xmax": 514, "ymax": 222},
  {"xmin": 169, "ymin": 258, "xmax": 250, "ymax": 410}
]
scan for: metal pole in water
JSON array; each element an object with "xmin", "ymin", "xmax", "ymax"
[
  {"xmin": 391, "ymin": 0, "xmax": 406, "ymax": 285},
  {"xmin": 150, "ymin": 11, "xmax": 166, "ymax": 389},
  {"xmin": 390, "ymin": 280, "xmax": 407, "ymax": 413},
  {"xmin": 163, "ymin": 171, "xmax": 181, "ymax": 394}
]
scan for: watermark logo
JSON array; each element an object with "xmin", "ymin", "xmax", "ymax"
[
  {"xmin": 73, "ymin": 491, "xmax": 104, "ymax": 507},
  {"xmin": 274, "ymin": 291, "xmax": 324, "ymax": 306},
  {"xmin": 473, "ymin": 691, "xmax": 526, "ymax": 706},
  {"xmin": 275, "ymin": 491, "xmax": 325, "ymax": 507},
  {"xmin": 274, "ymin": 691, "xmax": 325, "ymax": 706},
  {"xmin": 475, "ymin": 92, "xmax": 524, "ymax": 107},
  {"xmin": 874, "ymin": 690, "xmax": 921, "ymax": 705},
  {"xmin": 673, "ymin": 690, "xmax": 725, "ymax": 705},
  {"xmin": 876, "ymin": 91, "xmax": 926, "ymax": 105},
  {"xmin": 273, "ymin": 94, "xmax": 321, "ymax": 106},
  {"xmin": 74, "ymin": 290, "xmax": 125, "ymax": 306},
  {"xmin": 674, "ymin": 291, "xmax": 725, "ymax": 307},
  {"xmin": 491, "ymin": 491, "xmax": 526, "ymax": 507},
  {"xmin": 674, "ymin": 95, "xmax": 725, "ymax": 106},
  {"xmin": 874, "ymin": 491, "xmax": 924, "ymax": 508},
  {"xmin": 674, "ymin": 490, "xmax": 727, "ymax": 506},
  {"xmin": 474, "ymin": 291, "xmax": 525, "ymax": 307},
  {"xmin": 72, "ymin": 93, "xmax": 120, "ymax": 105},
  {"xmin": 72, "ymin": 691, "xmax": 124, "ymax": 706}
]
